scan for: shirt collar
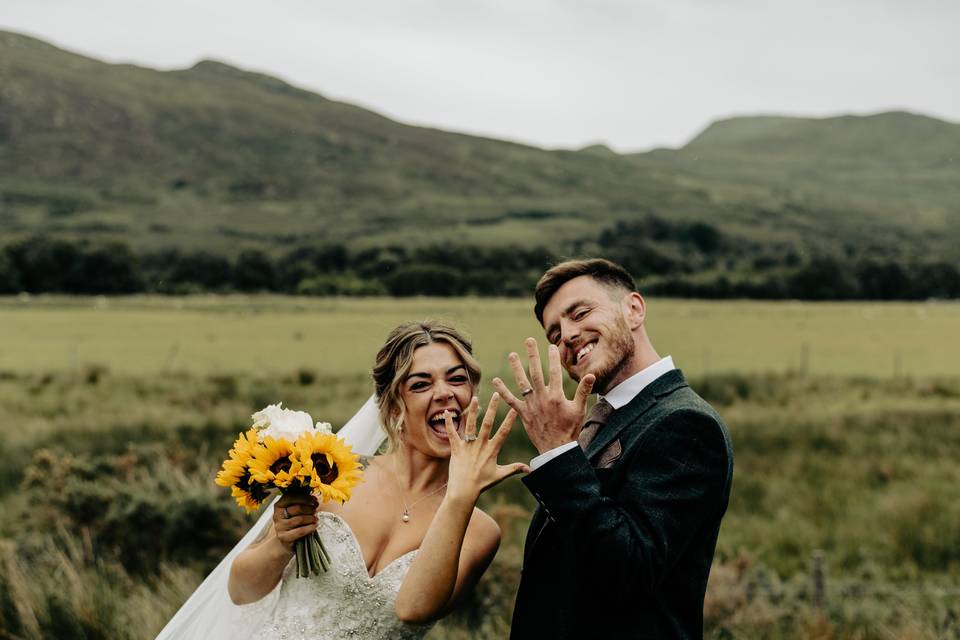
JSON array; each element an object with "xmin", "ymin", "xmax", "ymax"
[{"xmin": 600, "ymin": 356, "xmax": 675, "ymax": 410}]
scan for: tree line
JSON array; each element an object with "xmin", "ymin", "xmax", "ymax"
[{"xmin": 1, "ymin": 229, "xmax": 958, "ymax": 300}]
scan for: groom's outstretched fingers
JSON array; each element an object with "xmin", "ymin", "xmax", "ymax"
[
  {"xmin": 507, "ymin": 351, "xmax": 533, "ymax": 396},
  {"xmin": 525, "ymin": 337, "xmax": 545, "ymax": 389},
  {"xmin": 547, "ymin": 344, "xmax": 564, "ymax": 391},
  {"xmin": 491, "ymin": 376, "xmax": 523, "ymax": 415},
  {"xmin": 573, "ymin": 372, "xmax": 597, "ymax": 413}
]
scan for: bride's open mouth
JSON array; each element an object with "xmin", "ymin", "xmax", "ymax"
[{"xmin": 427, "ymin": 409, "xmax": 462, "ymax": 441}]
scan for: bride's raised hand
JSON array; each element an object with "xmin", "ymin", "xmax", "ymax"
[
  {"xmin": 272, "ymin": 493, "xmax": 319, "ymax": 552},
  {"xmin": 443, "ymin": 393, "xmax": 530, "ymax": 504}
]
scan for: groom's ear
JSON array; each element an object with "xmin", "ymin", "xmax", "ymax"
[{"xmin": 622, "ymin": 292, "xmax": 646, "ymax": 330}]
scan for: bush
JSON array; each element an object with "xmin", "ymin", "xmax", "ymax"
[
  {"xmin": 0, "ymin": 249, "xmax": 21, "ymax": 293},
  {"xmin": 21, "ymin": 445, "xmax": 248, "ymax": 576},
  {"xmin": 234, "ymin": 249, "xmax": 276, "ymax": 291},
  {"xmin": 6, "ymin": 236, "xmax": 82, "ymax": 293},
  {"xmin": 169, "ymin": 251, "xmax": 234, "ymax": 290},
  {"xmin": 384, "ymin": 265, "xmax": 465, "ymax": 296},
  {"xmin": 70, "ymin": 244, "xmax": 142, "ymax": 294}
]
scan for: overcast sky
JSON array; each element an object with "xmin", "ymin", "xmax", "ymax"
[{"xmin": 3, "ymin": 0, "xmax": 958, "ymax": 151}]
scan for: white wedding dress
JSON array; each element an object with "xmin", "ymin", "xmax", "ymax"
[
  {"xmin": 241, "ymin": 512, "xmax": 434, "ymax": 639},
  {"xmin": 156, "ymin": 396, "xmax": 434, "ymax": 640}
]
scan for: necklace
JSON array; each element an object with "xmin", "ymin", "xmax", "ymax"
[{"xmin": 387, "ymin": 456, "xmax": 447, "ymax": 523}]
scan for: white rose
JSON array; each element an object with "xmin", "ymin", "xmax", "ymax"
[
  {"xmin": 251, "ymin": 403, "xmax": 317, "ymax": 442},
  {"xmin": 315, "ymin": 421, "xmax": 333, "ymax": 435}
]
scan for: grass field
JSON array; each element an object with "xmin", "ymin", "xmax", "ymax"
[
  {"xmin": 2, "ymin": 296, "xmax": 958, "ymax": 379},
  {"xmin": 2, "ymin": 295, "xmax": 959, "ymax": 639}
]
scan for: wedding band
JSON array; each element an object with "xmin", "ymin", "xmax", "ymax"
[
  {"xmin": 282, "ymin": 507, "xmax": 291, "ymax": 519},
  {"xmin": 463, "ymin": 434, "xmax": 478, "ymax": 442},
  {"xmin": 521, "ymin": 387, "xmax": 533, "ymax": 396}
]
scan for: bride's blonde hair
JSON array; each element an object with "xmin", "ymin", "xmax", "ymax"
[{"xmin": 372, "ymin": 320, "xmax": 481, "ymax": 452}]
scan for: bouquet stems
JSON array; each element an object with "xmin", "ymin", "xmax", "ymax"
[{"xmin": 293, "ymin": 530, "xmax": 331, "ymax": 578}]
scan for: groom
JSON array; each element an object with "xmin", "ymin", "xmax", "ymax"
[{"xmin": 492, "ymin": 258, "xmax": 734, "ymax": 639}]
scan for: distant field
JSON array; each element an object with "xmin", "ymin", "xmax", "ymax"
[{"xmin": 1, "ymin": 295, "xmax": 959, "ymax": 379}]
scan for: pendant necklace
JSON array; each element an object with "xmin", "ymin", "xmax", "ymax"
[{"xmin": 389, "ymin": 456, "xmax": 447, "ymax": 523}]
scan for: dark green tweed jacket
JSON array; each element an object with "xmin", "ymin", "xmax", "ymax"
[{"xmin": 511, "ymin": 369, "xmax": 734, "ymax": 640}]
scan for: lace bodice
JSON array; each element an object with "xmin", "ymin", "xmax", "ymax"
[{"xmin": 245, "ymin": 512, "xmax": 433, "ymax": 640}]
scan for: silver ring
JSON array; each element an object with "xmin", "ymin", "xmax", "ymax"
[
  {"xmin": 521, "ymin": 387, "xmax": 534, "ymax": 396},
  {"xmin": 282, "ymin": 507, "xmax": 291, "ymax": 519},
  {"xmin": 463, "ymin": 434, "xmax": 478, "ymax": 442}
]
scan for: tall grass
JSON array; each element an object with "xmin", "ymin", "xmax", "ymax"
[{"xmin": 1, "ymin": 369, "xmax": 959, "ymax": 638}]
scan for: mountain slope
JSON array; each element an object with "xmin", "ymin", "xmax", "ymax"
[
  {"xmin": 1, "ymin": 29, "xmax": 957, "ymax": 260},
  {"xmin": 0, "ymin": 30, "xmax": 715, "ymax": 253},
  {"xmin": 634, "ymin": 112, "xmax": 960, "ymax": 230}
]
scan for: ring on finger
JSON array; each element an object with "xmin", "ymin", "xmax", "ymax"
[
  {"xmin": 521, "ymin": 387, "xmax": 534, "ymax": 396},
  {"xmin": 282, "ymin": 507, "xmax": 291, "ymax": 519},
  {"xmin": 463, "ymin": 434, "xmax": 478, "ymax": 442}
]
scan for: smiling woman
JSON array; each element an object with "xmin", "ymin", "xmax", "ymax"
[
  {"xmin": 211, "ymin": 319, "xmax": 528, "ymax": 639},
  {"xmin": 372, "ymin": 321, "xmax": 482, "ymax": 453}
]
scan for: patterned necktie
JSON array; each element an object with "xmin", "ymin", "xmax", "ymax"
[{"xmin": 578, "ymin": 398, "xmax": 614, "ymax": 450}]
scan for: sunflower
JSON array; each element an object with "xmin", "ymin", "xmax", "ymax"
[
  {"xmin": 248, "ymin": 436, "xmax": 304, "ymax": 490},
  {"xmin": 215, "ymin": 429, "xmax": 259, "ymax": 488},
  {"xmin": 231, "ymin": 485, "xmax": 264, "ymax": 513},
  {"xmin": 293, "ymin": 432, "xmax": 364, "ymax": 503}
]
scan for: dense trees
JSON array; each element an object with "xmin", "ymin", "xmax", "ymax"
[{"xmin": 2, "ymin": 229, "xmax": 958, "ymax": 300}]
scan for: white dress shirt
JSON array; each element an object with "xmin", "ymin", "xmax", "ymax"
[{"xmin": 529, "ymin": 356, "xmax": 676, "ymax": 470}]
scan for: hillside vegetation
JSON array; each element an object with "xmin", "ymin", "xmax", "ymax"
[{"xmin": 1, "ymin": 30, "xmax": 958, "ymax": 298}]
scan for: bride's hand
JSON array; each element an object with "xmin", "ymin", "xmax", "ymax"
[
  {"xmin": 443, "ymin": 393, "xmax": 530, "ymax": 504},
  {"xmin": 273, "ymin": 493, "xmax": 319, "ymax": 552}
]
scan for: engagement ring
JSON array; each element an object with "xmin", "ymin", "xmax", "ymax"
[
  {"xmin": 463, "ymin": 434, "xmax": 478, "ymax": 442},
  {"xmin": 283, "ymin": 507, "xmax": 291, "ymax": 519},
  {"xmin": 521, "ymin": 387, "xmax": 534, "ymax": 396}
]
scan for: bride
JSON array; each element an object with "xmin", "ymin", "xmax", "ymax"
[{"xmin": 156, "ymin": 320, "xmax": 528, "ymax": 639}]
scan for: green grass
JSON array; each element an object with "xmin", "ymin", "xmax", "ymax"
[
  {"xmin": 2, "ymin": 296, "xmax": 960, "ymax": 639},
  {"xmin": 2, "ymin": 296, "xmax": 959, "ymax": 378}
]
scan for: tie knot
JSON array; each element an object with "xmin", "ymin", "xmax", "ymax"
[{"xmin": 585, "ymin": 398, "xmax": 614, "ymax": 427}]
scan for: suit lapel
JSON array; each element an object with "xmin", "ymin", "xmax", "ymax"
[{"xmin": 584, "ymin": 369, "xmax": 688, "ymax": 461}]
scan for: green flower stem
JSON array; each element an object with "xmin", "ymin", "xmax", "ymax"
[
  {"xmin": 305, "ymin": 537, "xmax": 315, "ymax": 575},
  {"xmin": 293, "ymin": 533, "xmax": 330, "ymax": 578},
  {"xmin": 295, "ymin": 538, "xmax": 308, "ymax": 578},
  {"xmin": 308, "ymin": 536, "xmax": 321, "ymax": 575},
  {"xmin": 315, "ymin": 532, "xmax": 330, "ymax": 571}
]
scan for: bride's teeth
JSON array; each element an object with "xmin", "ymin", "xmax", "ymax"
[{"xmin": 430, "ymin": 411, "xmax": 460, "ymax": 425}]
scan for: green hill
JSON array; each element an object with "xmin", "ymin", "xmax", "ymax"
[
  {"xmin": 635, "ymin": 112, "xmax": 960, "ymax": 232},
  {"xmin": 0, "ymin": 30, "xmax": 713, "ymax": 254},
  {"xmin": 1, "ymin": 29, "xmax": 958, "ymax": 266}
]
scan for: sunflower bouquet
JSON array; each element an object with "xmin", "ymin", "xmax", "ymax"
[{"xmin": 216, "ymin": 403, "xmax": 364, "ymax": 578}]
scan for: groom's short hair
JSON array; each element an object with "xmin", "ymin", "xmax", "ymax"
[{"xmin": 534, "ymin": 258, "xmax": 638, "ymax": 324}]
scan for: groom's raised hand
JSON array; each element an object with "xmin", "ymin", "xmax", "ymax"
[{"xmin": 492, "ymin": 337, "xmax": 595, "ymax": 455}]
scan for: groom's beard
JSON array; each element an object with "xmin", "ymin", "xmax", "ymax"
[{"xmin": 571, "ymin": 314, "xmax": 635, "ymax": 395}]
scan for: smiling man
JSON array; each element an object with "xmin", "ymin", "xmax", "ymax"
[{"xmin": 493, "ymin": 258, "xmax": 734, "ymax": 639}]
